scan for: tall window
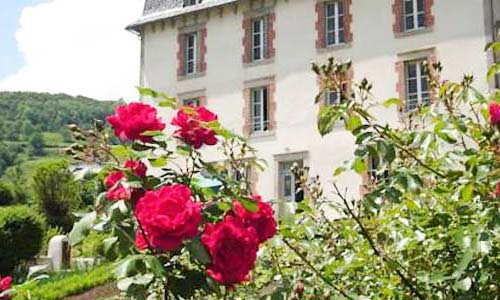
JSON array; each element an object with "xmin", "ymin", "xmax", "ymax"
[
  {"xmin": 279, "ymin": 161, "xmax": 304, "ymax": 202},
  {"xmin": 325, "ymin": 83, "xmax": 348, "ymax": 106},
  {"xmin": 184, "ymin": 32, "xmax": 198, "ymax": 75},
  {"xmin": 183, "ymin": 0, "xmax": 201, "ymax": 7},
  {"xmin": 368, "ymin": 156, "xmax": 390, "ymax": 185},
  {"xmin": 182, "ymin": 98, "xmax": 200, "ymax": 107},
  {"xmin": 251, "ymin": 87, "xmax": 269, "ymax": 133},
  {"xmin": 252, "ymin": 18, "xmax": 266, "ymax": 61},
  {"xmin": 403, "ymin": 0, "xmax": 425, "ymax": 31},
  {"xmin": 405, "ymin": 60, "xmax": 430, "ymax": 111},
  {"xmin": 325, "ymin": 1, "xmax": 345, "ymax": 46}
]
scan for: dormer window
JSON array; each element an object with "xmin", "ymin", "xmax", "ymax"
[{"xmin": 183, "ymin": 0, "xmax": 202, "ymax": 7}]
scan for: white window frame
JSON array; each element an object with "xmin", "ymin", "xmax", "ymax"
[
  {"xmin": 405, "ymin": 60, "xmax": 430, "ymax": 111},
  {"xmin": 403, "ymin": 0, "xmax": 426, "ymax": 31},
  {"xmin": 251, "ymin": 87, "xmax": 269, "ymax": 133},
  {"xmin": 251, "ymin": 18, "xmax": 266, "ymax": 61},
  {"xmin": 325, "ymin": 0, "xmax": 345, "ymax": 46},
  {"xmin": 184, "ymin": 32, "xmax": 198, "ymax": 75},
  {"xmin": 278, "ymin": 160, "xmax": 304, "ymax": 202},
  {"xmin": 325, "ymin": 89, "xmax": 340, "ymax": 106}
]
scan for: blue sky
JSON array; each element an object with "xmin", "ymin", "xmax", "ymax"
[
  {"xmin": 0, "ymin": 0, "xmax": 45, "ymax": 80},
  {"xmin": 0, "ymin": 0, "xmax": 142, "ymax": 100}
]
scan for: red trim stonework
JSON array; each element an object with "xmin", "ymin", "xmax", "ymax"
[
  {"xmin": 315, "ymin": 0, "xmax": 353, "ymax": 50},
  {"xmin": 393, "ymin": 0, "xmax": 434, "ymax": 35},
  {"xmin": 177, "ymin": 25, "xmax": 207, "ymax": 77},
  {"xmin": 242, "ymin": 12, "xmax": 276, "ymax": 64},
  {"xmin": 242, "ymin": 81, "xmax": 276, "ymax": 136}
]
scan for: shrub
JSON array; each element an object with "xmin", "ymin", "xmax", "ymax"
[
  {"xmin": 31, "ymin": 160, "xmax": 80, "ymax": 232},
  {"xmin": 0, "ymin": 206, "xmax": 45, "ymax": 274},
  {"xmin": 0, "ymin": 182, "xmax": 15, "ymax": 206}
]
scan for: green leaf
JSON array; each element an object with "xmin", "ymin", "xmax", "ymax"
[
  {"xmin": 346, "ymin": 115, "xmax": 362, "ymax": 131},
  {"xmin": 382, "ymin": 98, "xmax": 402, "ymax": 108},
  {"xmin": 238, "ymin": 197, "xmax": 259, "ymax": 212},
  {"xmin": 317, "ymin": 106, "xmax": 337, "ymax": 137},
  {"xmin": 187, "ymin": 237, "xmax": 212, "ymax": 265},
  {"xmin": 353, "ymin": 158, "xmax": 367, "ymax": 174},
  {"xmin": 69, "ymin": 212, "xmax": 97, "ymax": 246},
  {"xmin": 148, "ymin": 157, "xmax": 167, "ymax": 168},
  {"xmin": 460, "ymin": 183, "xmax": 474, "ymax": 202},
  {"xmin": 454, "ymin": 277, "xmax": 472, "ymax": 291},
  {"xmin": 111, "ymin": 145, "xmax": 130, "ymax": 160},
  {"xmin": 141, "ymin": 130, "xmax": 163, "ymax": 137}
]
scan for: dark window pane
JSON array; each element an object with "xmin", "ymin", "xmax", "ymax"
[
  {"xmin": 417, "ymin": 13, "xmax": 425, "ymax": 27},
  {"xmin": 327, "ymin": 32, "xmax": 335, "ymax": 45},
  {"xmin": 408, "ymin": 79, "xmax": 418, "ymax": 93},
  {"xmin": 337, "ymin": 1, "xmax": 344, "ymax": 14},
  {"xmin": 338, "ymin": 16, "xmax": 344, "ymax": 30},
  {"xmin": 326, "ymin": 3, "xmax": 334, "ymax": 16},
  {"xmin": 417, "ymin": 0, "xmax": 425, "ymax": 12},
  {"xmin": 421, "ymin": 76, "xmax": 428, "ymax": 92},
  {"xmin": 404, "ymin": 0, "xmax": 414, "ymax": 14},
  {"xmin": 407, "ymin": 64, "xmax": 417, "ymax": 78},
  {"xmin": 338, "ymin": 29, "xmax": 345, "ymax": 43},
  {"xmin": 405, "ymin": 16, "xmax": 414, "ymax": 30},
  {"xmin": 327, "ymin": 18, "xmax": 335, "ymax": 31}
]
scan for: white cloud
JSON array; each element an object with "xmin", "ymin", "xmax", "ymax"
[{"xmin": 0, "ymin": 0, "xmax": 144, "ymax": 101}]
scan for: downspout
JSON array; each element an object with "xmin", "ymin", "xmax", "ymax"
[{"xmin": 490, "ymin": 0, "xmax": 499, "ymax": 88}]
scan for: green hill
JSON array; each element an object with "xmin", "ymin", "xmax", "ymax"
[{"xmin": 0, "ymin": 91, "xmax": 118, "ymax": 176}]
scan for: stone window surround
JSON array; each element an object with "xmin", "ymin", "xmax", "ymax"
[
  {"xmin": 242, "ymin": 6, "xmax": 276, "ymax": 66},
  {"xmin": 395, "ymin": 47, "xmax": 437, "ymax": 115},
  {"xmin": 273, "ymin": 151, "xmax": 309, "ymax": 201},
  {"xmin": 176, "ymin": 88, "xmax": 207, "ymax": 108},
  {"xmin": 315, "ymin": 0, "xmax": 353, "ymax": 51},
  {"xmin": 242, "ymin": 76, "xmax": 277, "ymax": 138},
  {"xmin": 177, "ymin": 23, "xmax": 207, "ymax": 80},
  {"xmin": 392, "ymin": 0, "xmax": 435, "ymax": 37}
]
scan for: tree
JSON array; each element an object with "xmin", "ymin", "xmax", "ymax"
[
  {"xmin": 29, "ymin": 132, "xmax": 45, "ymax": 156},
  {"xmin": 32, "ymin": 160, "xmax": 80, "ymax": 232}
]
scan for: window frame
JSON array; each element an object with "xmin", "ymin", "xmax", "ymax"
[
  {"xmin": 182, "ymin": 98, "xmax": 200, "ymax": 107},
  {"xmin": 183, "ymin": 0, "xmax": 201, "ymax": 7},
  {"xmin": 251, "ymin": 18, "xmax": 266, "ymax": 61},
  {"xmin": 184, "ymin": 32, "xmax": 198, "ymax": 75},
  {"xmin": 250, "ymin": 86, "xmax": 269, "ymax": 133},
  {"xmin": 403, "ymin": 0, "xmax": 426, "ymax": 32},
  {"xmin": 278, "ymin": 160, "xmax": 304, "ymax": 202},
  {"xmin": 404, "ymin": 59, "xmax": 430, "ymax": 111},
  {"xmin": 325, "ymin": 0, "xmax": 345, "ymax": 46}
]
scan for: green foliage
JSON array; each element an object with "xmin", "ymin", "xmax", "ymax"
[
  {"xmin": 13, "ymin": 263, "xmax": 115, "ymax": 300},
  {"xmin": 0, "ymin": 205, "xmax": 45, "ymax": 274},
  {"xmin": 72, "ymin": 231, "xmax": 109, "ymax": 258},
  {"xmin": 29, "ymin": 132, "xmax": 45, "ymax": 156},
  {"xmin": 0, "ymin": 142, "xmax": 22, "ymax": 176},
  {"xmin": 31, "ymin": 160, "xmax": 80, "ymax": 232},
  {"xmin": 0, "ymin": 182, "xmax": 15, "ymax": 206},
  {"xmin": 0, "ymin": 91, "xmax": 116, "ymax": 143}
]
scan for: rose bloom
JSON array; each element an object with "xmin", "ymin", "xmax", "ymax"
[
  {"xmin": 171, "ymin": 106, "xmax": 218, "ymax": 149},
  {"xmin": 107, "ymin": 102, "xmax": 165, "ymax": 143},
  {"xmin": 135, "ymin": 184, "xmax": 202, "ymax": 251},
  {"xmin": 233, "ymin": 195, "xmax": 277, "ymax": 244},
  {"xmin": 489, "ymin": 102, "xmax": 500, "ymax": 125},
  {"xmin": 495, "ymin": 182, "xmax": 500, "ymax": 197},
  {"xmin": 0, "ymin": 275, "xmax": 12, "ymax": 300},
  {"xmin": 135, "ymin": 230, "xmax": 148, "ymax": 250},
  {"xmin": 104, "ymin": 160, "xmax": 147, "ymax": 201},
  {"xmin": 201, "ymin": 215, "xmax": 259, "ymax": 286}
]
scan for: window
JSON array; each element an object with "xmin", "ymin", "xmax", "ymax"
[
  {"xmin": 182, "ymin": 98, "xmax": 200, "ymax": 107},
  {"xmin": 405, "ymin": 60, "xmax": 430, "ymax": 111},
  {"xmin": 368, "ymin": 156, "xmax": 390, "ymax": 184},
  {"xmin": 403, "ymin": 0, "xmax": 425, "ymax": 31},
  {"xmin": 183, "ymin": 0, "xmax": 201, "ymax": 7},
  {"xmin": 184, "ymin": 32, "xmax": 198, "ymax": 75},
  {"xmin": 251, "ymin": 87, "xmax": 269, "ymax": 133},
  {"xmin": 324, "ymin": 83, "xmax": 348, "ymax": 106},
  {"xmin": 325, "ymin": 1, "xmax": 345, "ymax": 46},
  {"xmin": 252, "ymin": 18, "xmax": 266, "ymax": 61},
  {"xmin": 279, "ymin": 161, "xmax": 304, "ymax": 202}
]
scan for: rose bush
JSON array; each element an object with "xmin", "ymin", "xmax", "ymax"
[
  {"xmin": 65, "ymin": 91, "xmax": 273, "ymax": 300},
  {"xmin": 0, "ymin": 275, "xmax": 12, "ymax": 300}
]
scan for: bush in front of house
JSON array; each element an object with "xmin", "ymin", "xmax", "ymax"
[
  {"xmin": 0, "ymin": 205, "xmax": 45, "ymax": 274},
  {"xmin": 31, "ymin": 160, "xmax": 80, "ymax": 232}
]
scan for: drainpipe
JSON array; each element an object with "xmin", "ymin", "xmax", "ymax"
[{"xmin": 490, "ymin": 0, "xmax": 500, "ymax": 88}]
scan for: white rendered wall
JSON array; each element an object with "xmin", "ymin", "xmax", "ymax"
[{"xmin": 140, "ymin": 0, "xmax": 491, "ymax": 204}]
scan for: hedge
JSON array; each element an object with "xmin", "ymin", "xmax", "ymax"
[{"xmin": 0, "ymin": 205, "xmax": 45, "ymax": 274}]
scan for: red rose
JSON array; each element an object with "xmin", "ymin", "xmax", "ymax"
[
  {"xmin": 495, "ymin": 182, "xmax": 500, "ymax": 197},
  {"xmin": 171, "ymin": 106, "xmax": 218, "ymax": 149},
  {"xmin": 233, "ymin": 195, "xmax": 277, "ymax": 243},
  {"xmin": 135, "ymin": 230, "xmax": 148, "ymax": 250},
  {"xmin": 105, "ymin": 171, "xmax": 130, "ymax": 201},
  {"xmin": 201, "ymin": 215, "xmax": 259, "ymax": 286},
  {"xmin": 124, "ymin": 159, "xmax": 148, "ymax": 178},
  {"xmin": 135, "ymin": 184, "xmax": 202, "ymax": 251},
  {"xmin": 0, "ymin": 275, "xmax": 12, "ymax": 300},
  {"xmin": 489, "ymin": 102, "xmax": 500, "ymax": 125},
  {"xmin": 107, "ymin": 102, "xmax": 165, "ymax": 143},
  {"xmin": 104, "ymin": 160, "xmax": 147, "ymax": 201}
]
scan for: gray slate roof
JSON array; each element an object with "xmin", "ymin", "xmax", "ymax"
[{"xmin": 127, "ymin": 0, "xmax": 239, "ymax": 32}]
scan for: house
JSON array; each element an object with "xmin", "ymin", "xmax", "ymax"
[{"xmin": 127, "ymin": 0, "xmax": 500, "ymax": 204}]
